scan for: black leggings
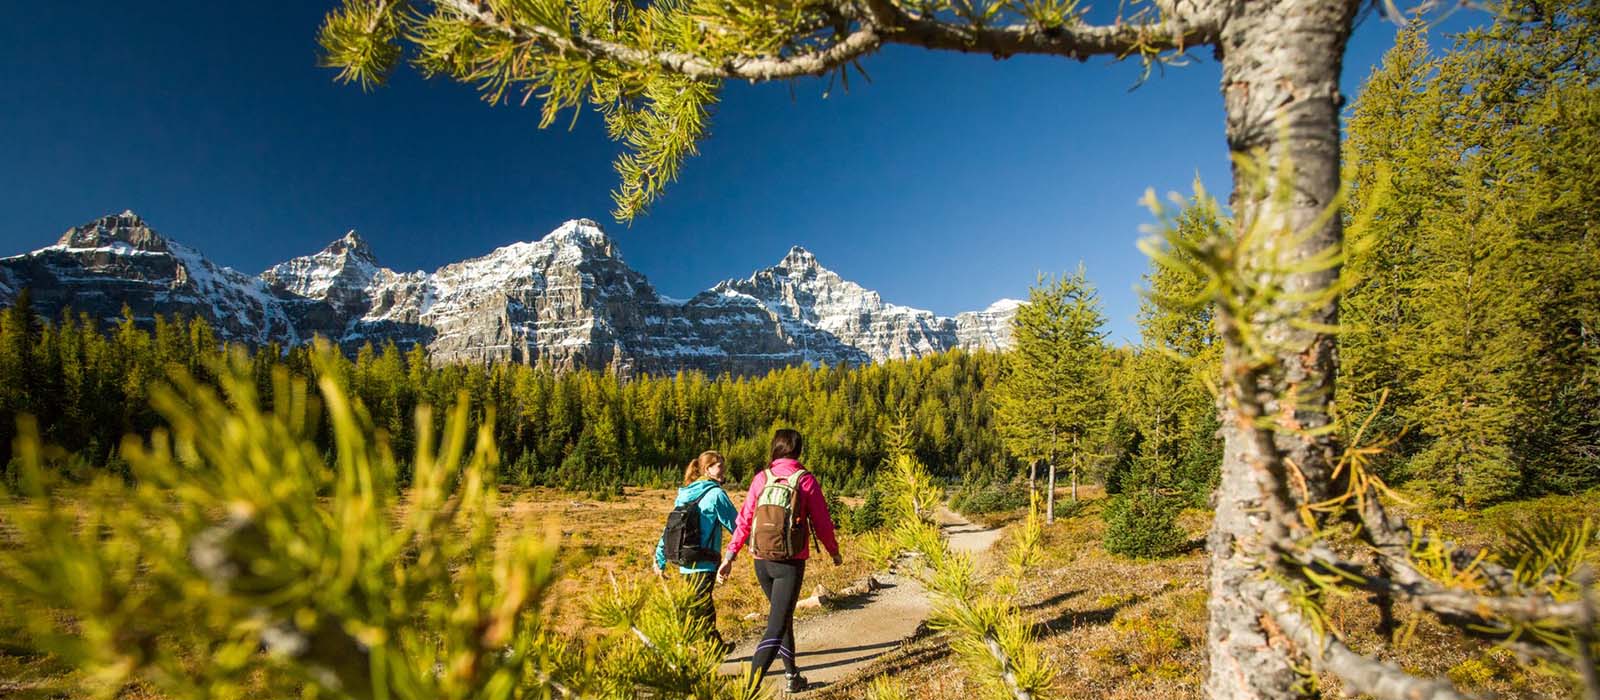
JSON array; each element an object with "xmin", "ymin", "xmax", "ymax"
[
  {"xmin": 751, "ymin": 558, "xmax": 806, "ymax": 679},
  {"xmin": 684, "ymin": 571, "xmax": 721, "ymax": 643}
]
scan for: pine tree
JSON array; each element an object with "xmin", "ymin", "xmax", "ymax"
[
  {"xmin": 1127, "ymin": 197, "xmax": 1223, "ymax": 499},
  {"xmin": 1338, "ymin": 24, "xmax": 1450, "ymax": 474},
  {"xmin": 1401, "ymin": 155, "xmax": 1536, "ymax": 506},
  {"xmin": 995, "ymin": 269, "xmax": 1109, "ymax": 522},
  {"xmin": 1468, "ymin": 1, "xmax": 1600, "ymax": 494},
  {"xmin": 0, "ymin": 289, "xmax": 38, "ymax": 466}
]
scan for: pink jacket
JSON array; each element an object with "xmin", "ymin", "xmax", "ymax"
[{"xmin": 725, "ymin": 458, "xmax": 840, "ymax": 561}]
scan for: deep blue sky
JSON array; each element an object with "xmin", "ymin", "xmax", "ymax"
[{"xmin": 1, "ymin": 2, "xmax": 1462, "ymax": 343}]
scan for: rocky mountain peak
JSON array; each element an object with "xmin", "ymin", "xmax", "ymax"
[
  {"xmin": 55, "ymin": 210, "xmax": 169, "ymax": 253},
  {"xmin": 778, "ymin": 246, "xmax": 820, "ymax": 272},
  {"xmin": 322, "ymin": 230, "xmax": 377, "ymax": 263},
  {"xmin": 260, "ymin": 229, "xmax": 384, "ymax": 303},
  {"xmin": 539, "ymin": 218, "xmax": 617, "ymax": 256},
  {"xmin": 983, "ymin": 298, "xmax": 1025, "ymax": 313}
]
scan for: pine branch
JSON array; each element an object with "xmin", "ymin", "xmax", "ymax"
[
  {"xmin": 1343, "ymin": 482, "xmax": 1590, "ymax": 629},
  {"xmin": 432, "ymin": 0, "xmax": 1216, "ymax": 81},
  {"xmin": 856, "ymin": 0, "xmax": 1219, "ymax": 60},
  {"xmin": 1255, "ymin": 579, "xmax": 1474, "ymax": 700},
  {"xmin": 1282, "ymin": 542, "xmax": 1582, "ymax": 663},
  {"xmin": 432, "ymin": 0, "xmax": 886, "ymax": 81},
  {"xmin": 1283, "ymin": 535, "xmax": 1589, "ymax": 630}
]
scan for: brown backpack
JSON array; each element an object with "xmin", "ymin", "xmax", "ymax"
[{"xmin": 751, "ymin": 468, "xmax": 808, "ymax": 560}]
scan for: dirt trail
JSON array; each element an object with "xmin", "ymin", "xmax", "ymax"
[{"xmin": 718, "ymin": 508, "xmax": 999, "ymax": 693}]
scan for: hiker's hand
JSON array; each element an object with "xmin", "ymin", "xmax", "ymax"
[
  {"xmin": 715, "ymin": 557, "xmax": 733, "ymax": 584},
  {"xmin": 831, "ymin": 552, "xmax": 843, "ymax": 566},
  {"xmin": 652, "ymin": 563, "xmax": 665, "ymax": 579}
]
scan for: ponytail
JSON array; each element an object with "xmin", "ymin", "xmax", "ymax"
[{"xmin": 682, "ymin": 450, "xmax": 726, "ymax": 485}]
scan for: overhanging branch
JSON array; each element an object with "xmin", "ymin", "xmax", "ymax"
[
  {"xmin": 866, "ymin": 1, "xmax": 1218, "ymax": 60},
  {"xmin": 1282, "ymin": 542, "xmax": 1582, "ymax": 663},
  {"xmin": 434, "ymin": 0, "xmax": 884, "ymax": 81},
  {"xmin": 432, "ymin": 0, "xmax": 1220, "ymax": 82}
]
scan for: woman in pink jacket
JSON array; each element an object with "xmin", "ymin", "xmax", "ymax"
[{"xmin": 717, "ymin": 428, "xmax": 841, "ymax": 693}]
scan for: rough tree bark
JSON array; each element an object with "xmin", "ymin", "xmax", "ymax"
[{"xmin": 1204, "ymin": 1, "xmax": 1360, "ymax": 699}]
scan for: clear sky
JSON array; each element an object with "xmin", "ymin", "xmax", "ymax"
[{"xmin": 0, "ymin": 2, "xmax": 1460, "ymax": 343}]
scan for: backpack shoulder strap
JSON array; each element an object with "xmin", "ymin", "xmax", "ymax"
[{"xmin": 691, "ymin": 485, "xmax": 715, "ymax": 506}]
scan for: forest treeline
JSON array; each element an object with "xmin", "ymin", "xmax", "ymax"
[{"xmin": 0, "ymin": 300, "xmax": 1015, "ymax": 494}]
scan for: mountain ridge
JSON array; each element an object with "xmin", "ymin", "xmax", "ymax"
[{"xmin": 0, "ymin": 212, "xmax": 1019, "ymax": 375}]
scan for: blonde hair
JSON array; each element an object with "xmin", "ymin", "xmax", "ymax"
[{"xmin": 682, "ymin": 450, "xmax": 725, "ymax": 485}]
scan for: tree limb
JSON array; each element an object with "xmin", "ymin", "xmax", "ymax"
[
  {"xmin": 431, "ymin": 0, "xmax": 1219, "ymax": 83},
  {"xmin": 431, "ymin": 0, "xmax": 884, "ymax": 81},
  {"xmin": 1281, "ymin": 542, "xmax": 1582, "ymax": 663},
  {"xmin": 1286, "ymin": 539, "xmax": 1588, "ymax": 630},
  {"xmin": 1342, "ymin": 482, "xmax": 1589, "ymax": 629},
  {"xmin": 863, "ymin": 1, "xmax": 1219, "ymax": 60},
  {"xmin": 1255, "ymin": 580, "xmax": 1474, "ymax": 700}
]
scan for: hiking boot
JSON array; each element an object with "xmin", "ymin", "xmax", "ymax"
[{"xmin": 784, "ymin": 673, "xmax": 808, "ymax": 694}]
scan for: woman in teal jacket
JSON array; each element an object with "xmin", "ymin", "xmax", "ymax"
[{"xmin": 653, "ymin": 450, "xmax": 739, "ymax": 650}]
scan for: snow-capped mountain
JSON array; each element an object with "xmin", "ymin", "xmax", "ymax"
[
  {"xmin": 0, "ymin": 213, "xmax": 1019, "ymax": 375},
  {"xmin": 708, "ymin": 246, "xmax": 1020, "ymax": 364},
  {"xmin": 0, "ymin": 211, "xmax": 299, "ymax": 344}
]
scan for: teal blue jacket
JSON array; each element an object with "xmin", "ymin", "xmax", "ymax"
[{"xmin": 654, "ymin": 479, "xmax": 738, "ymax": 573}]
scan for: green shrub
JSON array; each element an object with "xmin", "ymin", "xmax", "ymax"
[
  {"xmin": 850, "ymin": 485, "xmax": 887, "ymax": 533},
  {"xmin": 510, "ymin": 450, "xmax": 540, "ymax": 487},
  {"xmin": 826, "ymin": 489, "xmax": 854, "ymax": 530},
  {"xmin": 1102, "ymin": 491, "xmax": 1187, "ymax": 559},
  {"xmin": 950, "ymin": 480, "xmax": 1031, "ymax": 515},
  {"xmin": 586, "ymin": 475, "xmax": 624, "ymax": 501},
  {"xmin": 1053, "ymin": 497, "xmax": 1088, "ymax": 520}
]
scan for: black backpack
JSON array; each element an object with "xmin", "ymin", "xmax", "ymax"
[{"xmin": 662, "ymin": 488, "xmax": 720, "ymax": 566}]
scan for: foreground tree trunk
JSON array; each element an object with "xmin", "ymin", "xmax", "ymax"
[{"xmin": 1204, "ymin": 1, "xmax": 1359, "ymax": 699}]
